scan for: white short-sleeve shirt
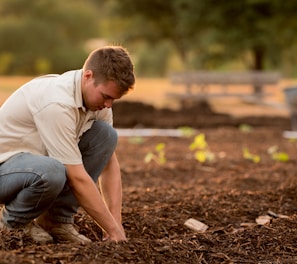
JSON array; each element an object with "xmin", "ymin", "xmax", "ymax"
[{"xmin": 0, "ymin": 70, "xmax": 113, "ymax": 164}]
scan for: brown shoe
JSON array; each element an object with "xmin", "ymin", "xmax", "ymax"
[
  {"xmin": 44, "ymin": 223, "xmax": 92, "ymax": 245},
  {"xmin": 0, "ymin": 218, "xmax": 9, "ymax": 231},
  {"xmin": 37, "ymin": 216, "xmax": 91, "ymax": 245},
  {"xmin": 0, "ymin": 218, "xmax": 53, "ymax": 244},
  {"xmin": 24, "ymin": 222, "xmax": 54, "ymax": 244}
]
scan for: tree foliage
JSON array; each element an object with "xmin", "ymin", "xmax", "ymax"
[
  {"xmin": 209, "ymin": 0, "xmax": 297, "ymax": 70},
  {"xmin": 0, "ymin": 0, "xmax": 99, "ymax": 74},
  {"xmin": 1, "ymin": 0, "xmax": 297, "ymax": 76},
  {"xmin": 109, "ymin": 0, "xmax": 297, "ymax": 74}
]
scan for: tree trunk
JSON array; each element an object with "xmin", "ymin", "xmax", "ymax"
[{"xmin": 252, "ymin": 46, "xmax": 265, "ymax": 95}]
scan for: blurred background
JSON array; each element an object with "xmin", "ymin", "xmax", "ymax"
[{"xmin": 1, "ymin": 0, "xmax": 297, "ymax": 116}]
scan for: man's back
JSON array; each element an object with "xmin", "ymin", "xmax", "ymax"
[{"xmin": 0, "ymin": 71, "xmax": 79, "ymax": 163}]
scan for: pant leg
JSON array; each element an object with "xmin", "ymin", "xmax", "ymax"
[
  {"xmin": 45, "ymin": 120, "xmax": 118, "ymax": 223},
  {"xmin": 79, "ymin": 120, "xmax": 118, "ymax": 180},
  {"xmin": 0, "ymin": 153, "xmax": 66, "ymax": 227}
]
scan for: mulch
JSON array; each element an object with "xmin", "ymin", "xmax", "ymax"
[{"xmin": 1, "ymin": 101, "xmax": 297, "ymax": 263}]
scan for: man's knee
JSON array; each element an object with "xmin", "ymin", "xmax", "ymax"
[
  {"xmin": 94, "ymin": 120, "xmax": 118, "ymax": 147},
  {"xmin": 35, "ymin": 156, "xmax": 67, "ymax": 195},
  {"xmin": 79, "ymin": 121, "xmax": 118, "ymax": 153}
]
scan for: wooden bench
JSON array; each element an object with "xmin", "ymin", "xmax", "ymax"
[{"xmin": 167, "ymin": 71, "xmax": 281, "ymax": 107}]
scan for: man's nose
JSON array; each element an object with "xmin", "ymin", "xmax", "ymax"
[{"xmin": 104, "ymin": 99, "xmax": 114, "ymax": 108}]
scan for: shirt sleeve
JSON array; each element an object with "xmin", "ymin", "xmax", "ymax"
[
  {"xmin": 96, "ymin": 108, "xmax": 113, "ymax": 126},
  {"xmin": 33, "ymin": 103, "xmax": 82, "ymax": 164}
]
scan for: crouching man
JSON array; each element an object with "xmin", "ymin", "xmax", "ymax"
[{"xmin": 0, "ymin": 46, "xmax": 135, "ymax": 244}]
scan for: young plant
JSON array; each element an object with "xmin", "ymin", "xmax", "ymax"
[
  {"xmin": 189, "ymin": 133, "xmax": 215, "ymax": 163},
  {"xmin": 177, "ymin": 126, "xmax": 196, "ymax": 137},
  {"xmin": 144, "ymin": 143, "xmax": 166, "ymax": 165},
  {"xmin": 239, "ymin": 124, "xmax": 253, "ymax": 133},
  {"xmin": 128, "ymin": 136, "xmax": 144, "ymax": 144},
  {"xmin": 267, "ymin": 145, "xmax": 289, "ymax": 162},
  {"xmin": 243, "ymin": 147, "xmax": 261, "ymax": 163}
]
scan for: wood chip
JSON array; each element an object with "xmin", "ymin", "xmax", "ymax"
[
  {"xmin": 256, "ymin": 215, "xmax": 272, "ymax": 225},
  {"xmin": 268, "ymin": 210, "xmax": 289, "ymax": 219},
  {"xmin": 184, "ymin": 218, "xmax": 208, "ymax": 233},
  {"xmin": 240, "ymin": 222, "xmax": 256, "ymax": 228}
]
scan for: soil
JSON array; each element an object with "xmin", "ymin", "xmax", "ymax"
[{"xmin": 1, "ymin": 100, "xmax": 297, "ymax": 264}]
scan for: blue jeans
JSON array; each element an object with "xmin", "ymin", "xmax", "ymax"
[{"xmin": 0, "ymin": 121, "xmax": 117, "ymax": 226}]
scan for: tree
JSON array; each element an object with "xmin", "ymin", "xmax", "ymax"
[
  {"xmin": 210, "ymin": 0, "xmax": 297, "ymax": 70},
  {"xmin": 107, "ymin": 0, "xmax": 200, "ymax": 67},
  {"xmin": 207, "ymin": 0, "xmax": 297, "ymax": 92},
  {"xmin": 0, "ymin": 0, "xmax": 99, "ymax": 74},
  {"xmin": 108, "ymin": 0, "xmax": 297, "ymax": 77}
]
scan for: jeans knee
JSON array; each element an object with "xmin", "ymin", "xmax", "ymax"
[
  {"xmin": 39, "ymin": 158, "xmax": 66, "ymax": 196},
  {"xmin": 96, "ymin": 120, "xmax": 118, "ymax": 148},
  {"xmin": 79, "ymin": 120, "xmax": 118, "ymax": 154},
  {"xmin": 105, "ymin": 124, "xmax": 118, "ymax": 149}
]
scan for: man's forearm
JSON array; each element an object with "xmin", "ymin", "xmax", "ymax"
[
  {"xmin": 99, "ymin": 153, "xmax": 123, "ymax": 224},
  {"xmin": 65, "ymin": 163, "xmax": 126, "ymax": 241}
]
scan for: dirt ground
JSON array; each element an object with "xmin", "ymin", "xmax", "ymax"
[{"xmin": 1, "ymin": 100, "xmax": 297, "ymax": 263}]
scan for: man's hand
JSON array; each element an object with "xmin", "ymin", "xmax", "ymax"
[
  {"xmin": 103, "ymin": 223, "xmax": 126, "ymax": 242},
  {"xmin": 65, "ymin": 163, "xmax": 126, "ymax": 242},
  {"xmin": 104, "ymin": 223, "xmax": 126, "ymax": 242}
]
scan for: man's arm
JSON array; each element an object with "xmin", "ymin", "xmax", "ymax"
[
  {"xmin": 98, "ymin": 152, "xmax": 125, "ymax": 240},
  {"xmin": 65, "ymin": 163, "xmax": 126, "ymax": 242},
  {"xmin": 99, "ymin": 152, "xmax": 123, "ymax": 225}
]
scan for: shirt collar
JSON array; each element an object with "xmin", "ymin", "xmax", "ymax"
[{"xmin": 74, "ymin": 69, "xmax": 87, "ymax": 112}]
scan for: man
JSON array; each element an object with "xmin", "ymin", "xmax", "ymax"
[{"xmin": 0, "ymin": 45, "xmax": 135, "ymax": 244}]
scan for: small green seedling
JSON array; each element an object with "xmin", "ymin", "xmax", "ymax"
[
  {"xmin": 128, "ymin": 136, "xmax": 144, "ymax": 144},
  {"xmin": 267, "ymin": 145, "xmax": 289, "ymax": 162},
  {"xmin": 177, "ymin": 126, "xmax": 196, "ymax": 137},
  {"xmin": 288, "ymin": 138, "xmax": 297, "ymax": 143},
  {"xmin": 243, "ymin": 147, "xmax": 261, "ymax": 163},
  {"xmin": 239, "ymin": 124, "xmax": 253, "ymax": 133},
  {"xmin": 144, "ymin": 143, "xmax": 166, "ymax": 165},
  {"xmin": 189, "ymin": 133, "xmax": 215, "ymax": 163},
  {"xmin": 190, "ymin": 133, "xmax": 208, "ymax": 150}
]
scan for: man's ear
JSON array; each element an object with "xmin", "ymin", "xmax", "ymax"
[{"xmin": 83, "ymin": 70, "xmax": 93, "ymax": 80}]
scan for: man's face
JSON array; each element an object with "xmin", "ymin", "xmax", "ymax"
[{"xmin": 82, "ymin": 70, "xmax": 122, "ymax": 111}]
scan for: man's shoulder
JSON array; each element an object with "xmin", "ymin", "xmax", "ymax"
[{"xmin": 21, "ymin": 70, "xmax": 82, "ymax": 112}]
